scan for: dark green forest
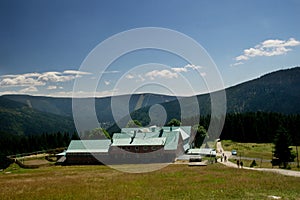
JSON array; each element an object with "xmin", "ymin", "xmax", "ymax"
[
  {"xmin": 112, "ymin": 111, "xmax": 300, "ymax": 146},
  {"xmin": 0, "ymin": 131, "xmax": 79, "ymax": 169},
  {"xmin": 220, "ymin": 112, "xmax": 300, "ymax": 145},
  {"xmin": 0, "ymin": 132, "xmax": 78, "ymax": 156},
  {"xmin": 1, "ymin": 112, "xmax": 299, "ymax": 157}
]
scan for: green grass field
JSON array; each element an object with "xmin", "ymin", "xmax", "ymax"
[
  {"xmin": 1, "ymin": 163, "xmax": 299, "ymax": 200},
  {"xmin": 221, "ymin": 140, "xmax": 300, "ymax": 170},
  {"xmin": 222, "ymin": 140, "xmax": 273, "ymax": 160}
]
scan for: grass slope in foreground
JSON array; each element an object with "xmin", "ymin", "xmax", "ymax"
[{"xmin": 0, "ymin": 164, "xmax": 299, "ymax": 200}]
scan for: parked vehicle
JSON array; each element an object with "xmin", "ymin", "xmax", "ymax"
[{"xmin": 231, "ymin": 150, "xmax": 237, "ymax": 155}]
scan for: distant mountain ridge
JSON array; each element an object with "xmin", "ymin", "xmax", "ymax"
[
  {"xmin": 0, "ymin": 93, "xmax": 177, "ymax": 135},
  {"xmin": 137, "ymin": 67, "xmax": 300, "ymax": 123},
  {"xmin": 3, "ymin": 93, "xmax": 177, "ymax": 123},
  {"xmin": 226, "ymin": 67, "xmax": 300, "ymax": 114},
  {"xmin": 0, "ymin": 67, "xmax": 299, "ymax": 135},
  {"xmin": 0, "ymin": 97, "xmax": 76, "ymax": 135}
]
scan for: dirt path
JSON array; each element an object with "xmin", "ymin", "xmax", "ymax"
[{"xmin": 216, "ymin": 141, "xmax": 300, "ymax": 178}]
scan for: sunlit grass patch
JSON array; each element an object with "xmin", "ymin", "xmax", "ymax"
[
  {"xmin": 222, "ymin": 140, "xmax": 300, "ymax": 170},
  {"xmin": 222, "ymin": 140, "xmax": 273, "ymax": 159}
]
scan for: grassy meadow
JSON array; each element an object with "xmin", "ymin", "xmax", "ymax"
[
  {"xmin": 222, "ymin": 140, "xmax": 274, "ymax": 160},
  {"xmin": 1, "ymin": 163, "xmax": 299, "ymax": 200},
  {"xmin": 221, "ymin": 140, "xmax": 300, "ymax": 170}
]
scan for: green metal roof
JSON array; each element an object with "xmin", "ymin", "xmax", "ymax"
[
  {"xmin": 113, "ymin": 132, "xmax": 158, "ymax": 140},
  {"xmin": 162, "ymin": 131, "xmax": 180, "ymax": 150},
  {"xmin": 112, "ymin": 126, "xmax": 191, "ymax": 151},
  {"xmin": 66, "ymin": 140, "xmax": 111, "ymax": 153},
  {"xmin": 112, "ymin": 133, "xmax": 131, "ymax": 139},
  {"xmin": 121, "ymin": 126, "xmax": 160, "ymax": 133},
  {"xmin": 66, "ymin": 126, "xmax": 191, "ymax": 154},
  {"xmin": 180, "ymin": 126, "xmax": 192, "ymax": 134},
  {"xmin": 111, "ymin": 137, "xmax": 166, "ymax": 146},
  {"xmin": 179, "ymin": 126, "xmax": 191, "ymax": 140}
]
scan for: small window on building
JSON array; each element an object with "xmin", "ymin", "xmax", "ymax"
[
  {"xmin": 143, "ymin": 146, "xmax": 148, "ymax": 151},
  {"xmin": 151, "ymin": 146, "xmax": 156, "ymax": 150},
  {"xmin": 135, "ymin": 146, "xmax": 139, "ymax": 151}
]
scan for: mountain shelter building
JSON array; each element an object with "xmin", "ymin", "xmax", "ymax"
[{"xmin": 61, "ymin": 126, "xmax": 192, "ymax": 165}]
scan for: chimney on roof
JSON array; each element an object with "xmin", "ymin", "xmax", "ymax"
[
  {"xmin": 130, "ymin": 130, "xmax": 136, "ymax": 144},
  {"xmin": 159, "ymin": 129, "xmax": 163, "ymax": 137},
  {"xmin": 170, "ymin": 126, "xmax": 173, "ymax": 132}
]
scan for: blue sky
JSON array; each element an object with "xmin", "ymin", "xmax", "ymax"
[{"xmin": 0, "ymin": 0, "xmax": 300, "ymax": 97}]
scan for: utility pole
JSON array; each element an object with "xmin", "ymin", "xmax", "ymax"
[
  {"xmin": 296, "ymin": 145, "xmax": 299, "ymax": 169},
  {"xmin": 272, "ymin": 146, "xmax": 274, "ymax": 168}
]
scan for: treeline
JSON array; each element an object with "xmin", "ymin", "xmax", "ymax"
[
  {"xmin": 220, "ymin": 112, "xmax": 300, "ymax": 144},
  {"xmin": 1, "ymin": 112, "xmax": 299, "ymax": 156},
  {"xmin": 0, "ymin": 131, "xmax": 79, "ymax": 156},
  {"xmin": 115, "ymin": 111, "xmax": 300, "ymax": 145}
]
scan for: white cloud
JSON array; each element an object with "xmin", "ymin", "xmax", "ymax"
[
  {"xmin": 123, "ymin": 64, "xmax": 203, "ymax": 82},
  {"xmin": 0, "ymin": 88, "xmax": 118, "ymax": 98},
  {"xmin": 185, "ymin": 64, "xmax": 202, "ymax": 70},
  {"xmin": 0, "ymin": 90, "xmax": 21, "ymax": 95},
  {"xmin": 0, "ymin": 75, "xmax": 45, "ymax": 87},
  {"xmin": 233, "ymin": 38, "xmax": 300, "ymax": 65},
  {"xmin": 235, "ymin": 55, "xmax": 249, "ymax": 61},
  {"xmin": 171, "ymin": 64, "xmax": 202, "ymax": 73},
  {"xmin": 125, "ymin": 74, "xmax": 134, "ymax": 79},
  {"xmin": 47, "ymin": 85, "xmax": 57, "ymax": 90},
  {"xmin": 171, "ymin": 67, "xmax": 188, "ymax": 73},
  {"xmin": 63, "ymin": 70, "xmax": 91, "ymax": 75},
  {"xmin": 137, "ymin": 75, "xmax": 145, "ymax": 82},
  {"xmin": 1, "ymin": 72, "xmax": 41, "ymax": 78},
  {"xmin": 37, "ymin": 72, "xmax": 75, "ymax": 82},
  {"xmin": 200, "ymin": 72, "xmax": 206, "ymax": 77},
  {"xmin": 145, "ymin": 69, "xmax": 178, "ymax": 80},
  {"xmin": 51, "ymin": 89, "xmax": 119, "ymax": 98},
  {"xmin": 230, "ymin": 62, "xmax": 244, "ymax": 67},
  {"xmin": 124, "ymin": 74, "xmax": 144, "ymax": 82},
  {"xmin": 261, "ymin": 38, "xmax": 300, "ymax": 48},
  {"xmin": 102, "ymin": 70, "xmax": 120, "ymax": 74},
  {"xmin": 19, "ymin": 86, "xmax": 38, "ymax": 93},
  {"xmin": 0, "ymin": 69, "xmax": 91, "ymax": 87}
]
